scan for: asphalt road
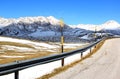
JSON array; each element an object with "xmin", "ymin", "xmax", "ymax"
[{"xmin": 51, "ymin": 38, "xmax": 120, "ymax": 79}]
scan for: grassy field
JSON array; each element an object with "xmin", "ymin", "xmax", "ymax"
[{"xmin": 0, "ymin": 39, "xmax": 89, "ymax": 64}]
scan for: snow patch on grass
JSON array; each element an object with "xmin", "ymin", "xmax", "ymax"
[
  {"xmin": 1, "ymin": 55, "xmax": 24, "ymax": 58},
  {"xmin": 1, "ymin": 45, "xmax": 37, "ymax": 52}
]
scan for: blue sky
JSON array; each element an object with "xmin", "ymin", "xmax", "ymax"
[{"xmin": 0, "ymin": 0, "xmax": 120, "ymax": 24}]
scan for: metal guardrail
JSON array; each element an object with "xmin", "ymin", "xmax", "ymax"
[{"xmin": 0, "ymin": 38, "xmax": 104, "ymax": 79}]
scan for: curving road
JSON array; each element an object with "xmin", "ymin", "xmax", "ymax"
[{"xmin": 51, "ymin": 38, "xmax": 120, "ymax": 79}]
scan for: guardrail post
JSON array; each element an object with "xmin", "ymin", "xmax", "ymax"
[
  {"xmin": 94, "ymin": 43, "xmax": 97, "ymax": 48},
  {"xmin": 81, "ymin": 52, "xmax": 83, "ymax": 58},
  {"xmin": 94, "ymin": 45, "xmax": 96, "ymax": 48},
  {"xmin": 62, "ymin": 58, "xmax": 64, "ymax": 66},
  {"xmin": 90, "ymin": 48, "xmax": 91, "ymax": 53},
  {"xmin": 61, "ymin": 41, "xmax": 64, "ymax": 66},
  {"xmin": 15, "ymin": 71, "xmax": 19, "ymax": 79}
]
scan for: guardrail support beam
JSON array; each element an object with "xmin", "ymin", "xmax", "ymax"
[
  {"xmin": 15, "ymin": 71, "xmax": 19, "ymax": 79},
  {"xmin": 62, "ymin": 58, "xmax": 64, "ymax": 66},
  {"xmin": 81, "ymin": 52, "xmax": 83, "ymax": 58},
  {"xmin": 90, "ymin": 48, "xmax": 91, "ymax": 53}
]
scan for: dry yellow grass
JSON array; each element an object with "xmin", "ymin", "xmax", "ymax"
[
  {"xmin": 0, "ymin": 52, "xmax": 55, "ymax": 64},
  {"xmin": 0, "ymin": 41, "xmax": 34, "ymax": 49},
  {"xmin": 0, "ymin": 41, "xmax": 57, "ymax": 64},
  {"xmin": 37, "ymin": 39, "xmax": 106, "ymax": 79},
  {"xmin": 0, "ymin": 41, "xmax": 88, "ymax": 64}
]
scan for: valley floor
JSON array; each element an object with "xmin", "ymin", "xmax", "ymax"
[{"xmin": 0, "ymin": 36, "xmax": 88, "ymax": 64}]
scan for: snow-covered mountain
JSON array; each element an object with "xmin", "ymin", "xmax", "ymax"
[
  {"xmin": 70, "ymin": 20, "xmax": 120, "ymax": 35},
  {"xmin": 0, "ymin": 16, "xmax": 120, "ymax": 42},
  {"xmin": 70, "ymin": 20, "xmax": 120, "ymax": 31},
  {"xmin": 100, "ymin": 21, "xmax": 120, "ymax": 35},
  {"xmin": 103, "ymin": 20, "xmax": 120, "ymax": 29},
  {"xmin": 0, "ymin": 16, "xmax": 91, "ymax": 42}
]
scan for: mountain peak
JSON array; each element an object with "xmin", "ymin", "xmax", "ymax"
[
  {"xmin": 102, "ymin": 20, "xmax": 120, "ymax": 29},
  {"xmin": 47, "ymin": 16, "xmax": 59, "ymax": 25},
  {"xmin": 104, "ymin": 20, "xmax": 119, "ymax": 25}
]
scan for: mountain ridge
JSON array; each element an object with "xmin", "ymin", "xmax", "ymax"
[
  {"xmin": 0, "ymin": 16, "xmax": 60, "ymax": 27},
  {"xmin": 0, "ymin": 16, "xmax": 119, "ymax": 26},
  {"xmin": 0, "ymin": 16, "xmax": 120, "ymax": 42}
]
